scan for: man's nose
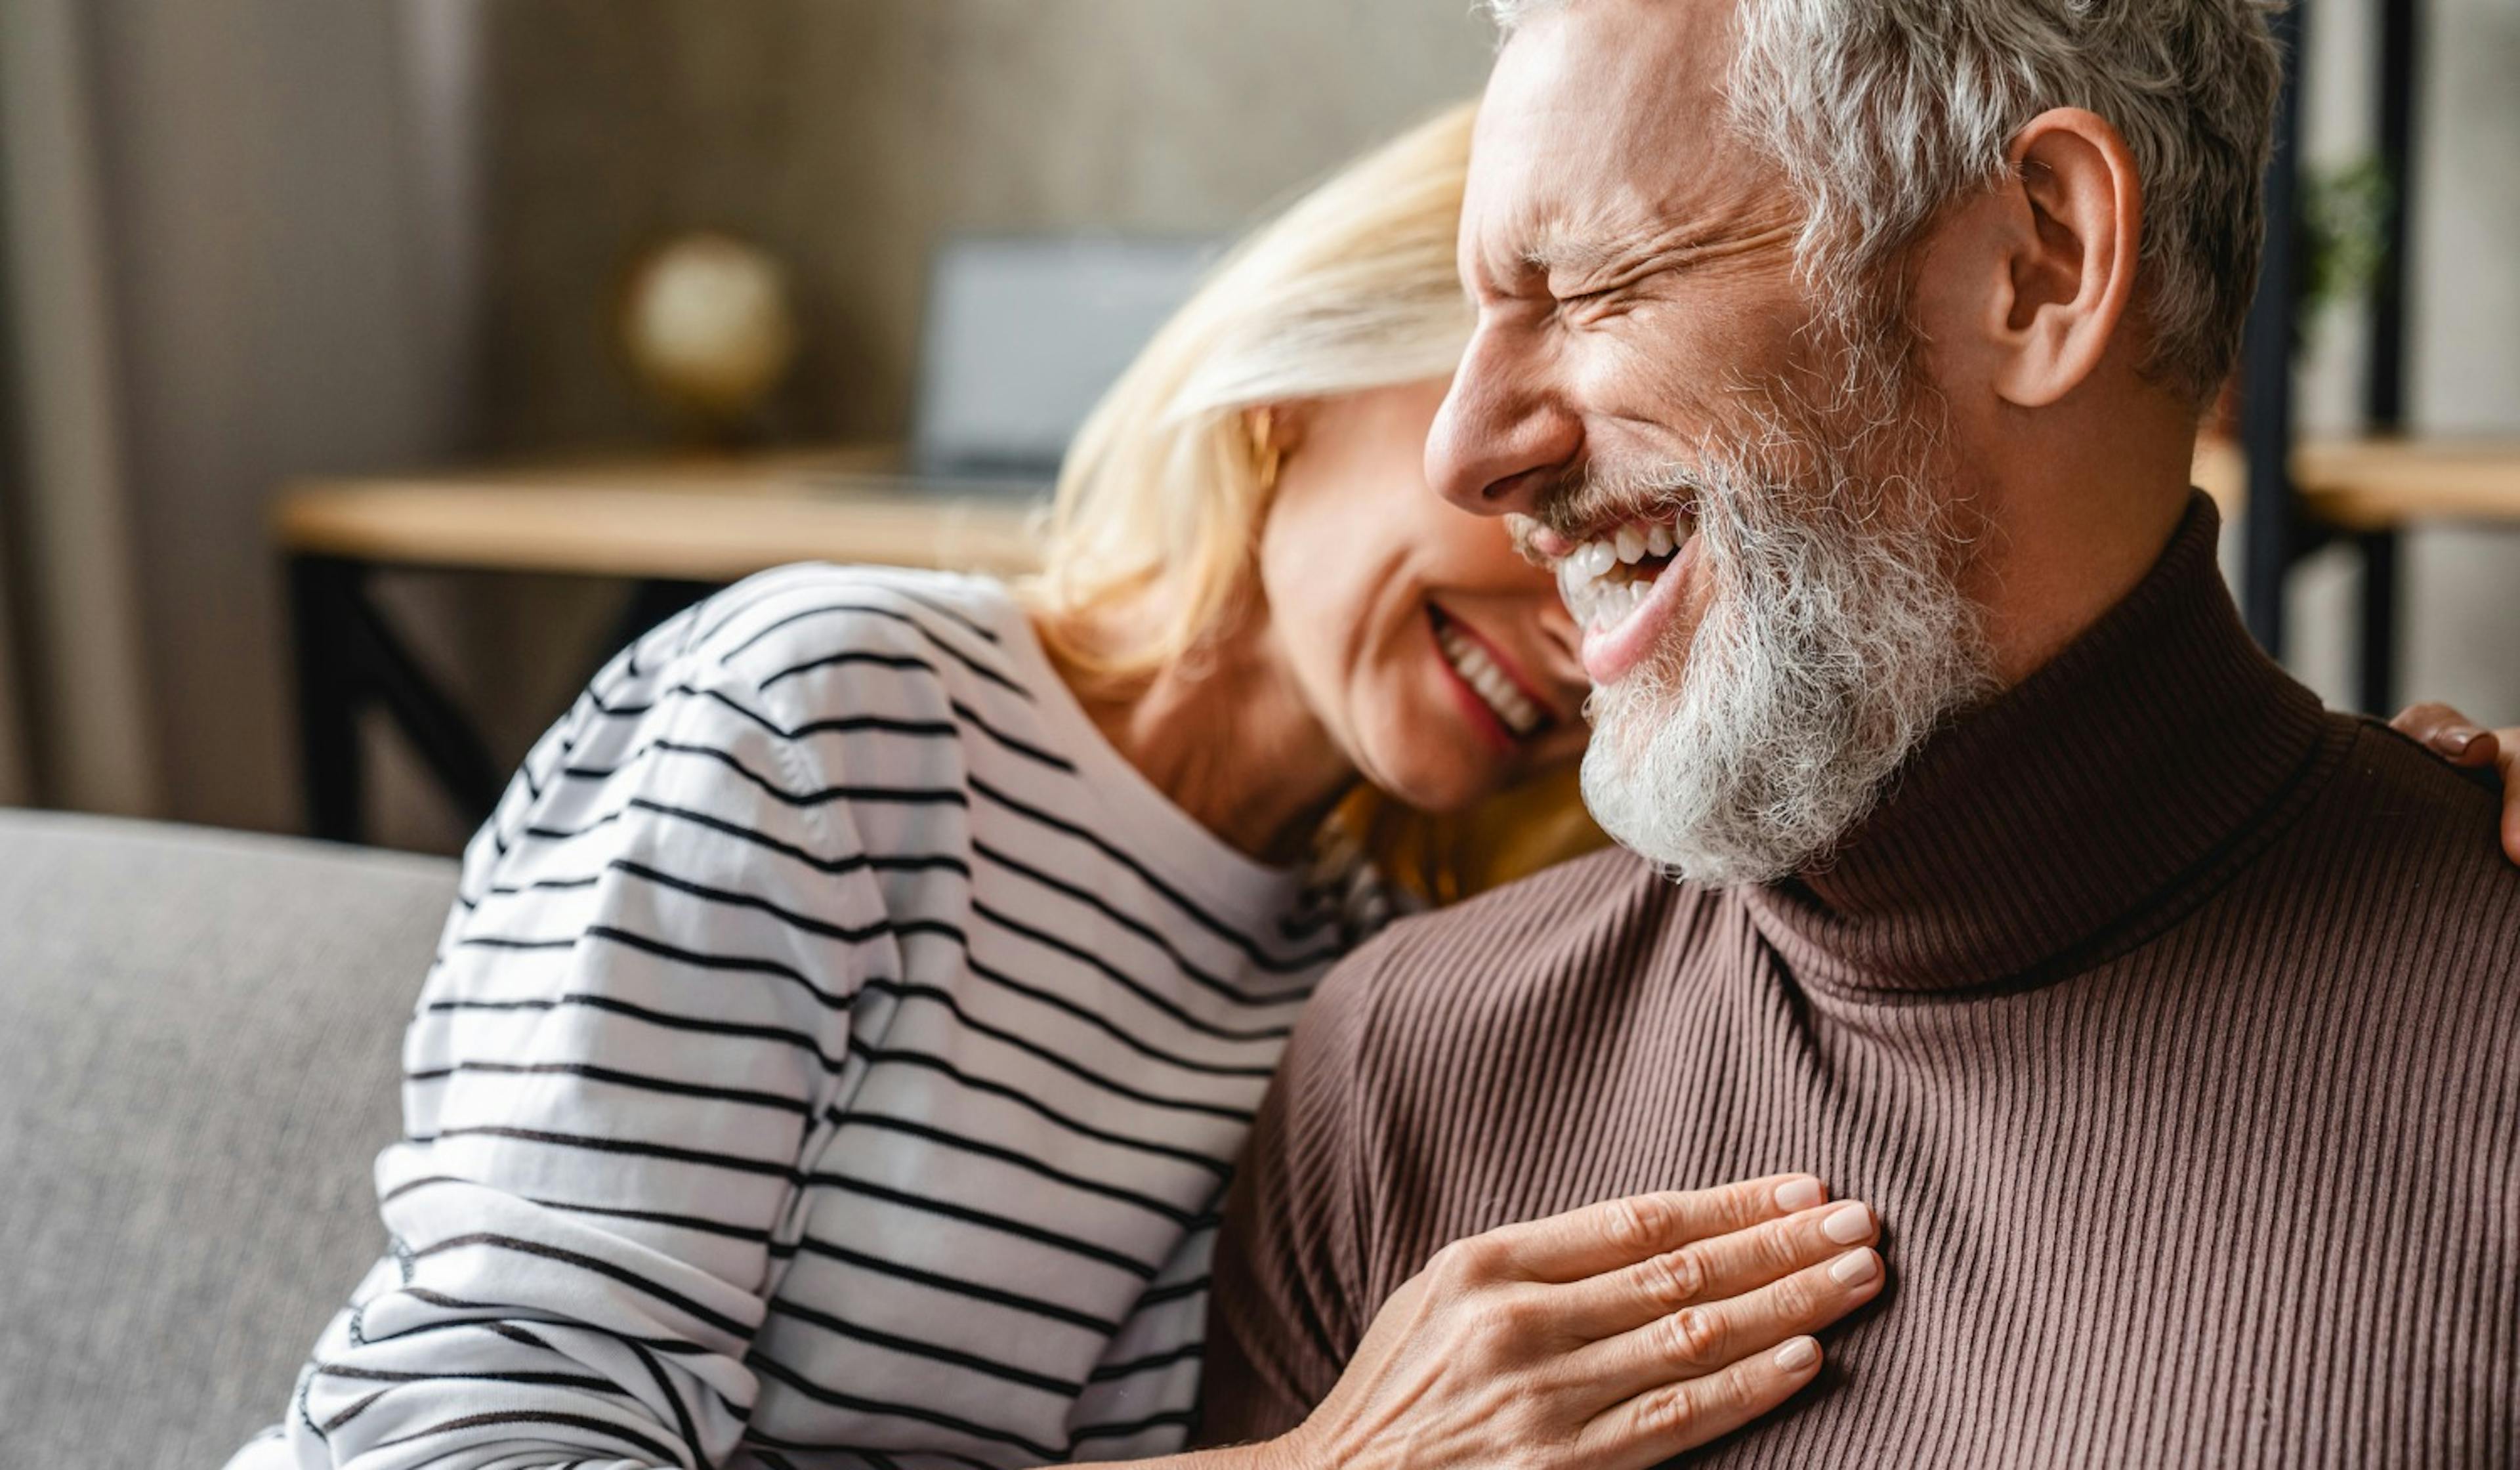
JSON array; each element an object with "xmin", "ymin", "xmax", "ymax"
[{"xmin": 1426, "ymin": 324, "xmax": 1582, "ymax": 518}]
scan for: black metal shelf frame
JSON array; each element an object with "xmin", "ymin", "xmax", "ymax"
[{"xmin": 2242, "ymin": 0, "xmax": 2425, "ymax": 714}]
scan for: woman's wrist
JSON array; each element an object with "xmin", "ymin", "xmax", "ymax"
[
  {"xmin": 1080, "ymin": 1433, "xmax": 1316, "ymax": 1470},
  {"xmin": 1251, "ymin": 1426, "xmax": 1320, "ymax": 1470}
]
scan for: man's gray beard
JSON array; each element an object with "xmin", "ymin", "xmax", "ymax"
[{"xmin": 1578, "ymin": 365, "xmax": 1993, "ymax": 887}]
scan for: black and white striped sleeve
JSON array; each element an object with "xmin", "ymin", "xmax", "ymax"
[{"xmin": 277, "ymin": 623, "xmax": 901, "ymax": 1469}]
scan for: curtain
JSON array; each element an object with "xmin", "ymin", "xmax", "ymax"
[
  {"xmin": 0, "ymin": 469, "xmax": 30, "ymax": 806},
  {"xmin": 0, "ymin": 0, "xmax": 161, "ymax": 816}
]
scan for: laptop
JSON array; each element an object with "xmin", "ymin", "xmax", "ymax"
[{"xmin": 908, "ymin": 236, "xmax": 1217, "ymax": 486}]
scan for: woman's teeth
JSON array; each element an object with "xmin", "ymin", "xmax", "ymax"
[
  {"xmin": 1557, "ymin": 514, "xmax": 1690, "ymax": 633},
  {"xmin": 1437, "ymin": 621, "xmax": 1545, "ymax": 738}
]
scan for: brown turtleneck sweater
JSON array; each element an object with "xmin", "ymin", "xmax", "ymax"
[{"xmin": 1198, "ymin": 497, "xmax": 2520, "ymax": 1467}]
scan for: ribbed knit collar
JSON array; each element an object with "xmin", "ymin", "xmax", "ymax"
[{"xmin": 1741, "ymin": 493, "xmax": 2336, "ymax": 999}]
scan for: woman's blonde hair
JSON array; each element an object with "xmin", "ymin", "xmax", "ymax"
[{"xmin": 1022, "ymin": 100, "xmax": 1608, "ymax": 902}]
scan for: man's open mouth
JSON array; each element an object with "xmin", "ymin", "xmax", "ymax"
[{"xmin": 1555, "ymin": 509, "xmax": 1698, "ymax": 633}]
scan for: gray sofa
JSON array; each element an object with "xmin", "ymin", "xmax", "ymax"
[{"xmin": 0, "ymin": 809, "xmax": 458, "ymax": 1467}]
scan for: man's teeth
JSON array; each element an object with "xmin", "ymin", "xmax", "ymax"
[
  {"xmin": 1556, "ymin": 514, "xmax": 1693, "ymax": 634},
  {"xmin": 1436, "ymin": 623, "xmax": 1544, "ymax": 738}
]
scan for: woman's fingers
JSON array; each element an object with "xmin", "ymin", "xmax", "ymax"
[
  {"xmin": 1297, "ymin": 1175, "xmax": 1866, "ymax": 1470},
  {"xmin": 1576, "ymin": 1334, "xmax": 1832, "ymax": 1468},
  {"xmin": 1445, "ymin": 1174, "xmax": 1825, "ymax": 1286},
  {"xmin": 2391, "ymin": 703, "xmax": 2498, "ymax": 766},
  {"xmin": 1570, "ymin": 1242, "xmax": 1887, "ymax": 1408},
  {"xmin": 2387, "ymin": 705, "xmax": 2520, "ymax": 864},
  {"xmin": 1553, "ymin": 1199, "xmax": 1879, "ymax": 1338}
]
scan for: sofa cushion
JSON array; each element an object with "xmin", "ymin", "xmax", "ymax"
[{"xmin": 0, "ymin": 810, "xmax": 457, "ymax": 1467}]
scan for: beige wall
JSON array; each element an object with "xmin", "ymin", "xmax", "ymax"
[{"xmin": 476, "ymin": 0, "xmax": 1496, "ymax": 452}]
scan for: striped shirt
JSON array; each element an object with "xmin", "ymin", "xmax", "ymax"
[{"xmin": 230, "ymin": 565, "xmax": 1345, "ymax": 1470}]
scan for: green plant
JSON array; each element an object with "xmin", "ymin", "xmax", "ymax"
[{"xmin": 2296, "ymin": 155, "xmax": 2393, "ymax": 346}]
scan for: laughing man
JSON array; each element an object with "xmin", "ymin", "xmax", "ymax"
[{"xmin": 1198, "ymin": 1, "xmax": 2520, "ymax": 1463}]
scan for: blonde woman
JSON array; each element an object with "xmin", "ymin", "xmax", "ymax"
[{"xmin": 234, "ymin": 104, "xmax": 2520, "ymax": 1470}]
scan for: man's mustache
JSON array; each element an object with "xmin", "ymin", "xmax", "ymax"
[{"xmin": 1512, "ymin": 460, "xmax": 1717, "ymax": 553}]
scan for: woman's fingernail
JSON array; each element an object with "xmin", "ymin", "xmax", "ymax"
[
  {"xmin": 1775, "ymin": 1177, "xmax": 1825, "ymax": 1211},
  {"xmin": 2443, "ymin": 725, "xmax": 2487, "ymax": 755},
  {"xmin": 1822, "ymin": 1203, "xmax": 1873, "ymax": 1244},
  {"xmin": 1830, "ymin": 1249, "xmax": 1880, "ymax": 1287},
  {"xmin": 1774, "ymin": 1337, "xmax": 1820, "ymax": 1372}
]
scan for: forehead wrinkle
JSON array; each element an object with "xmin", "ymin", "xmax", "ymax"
[
  {"xmin": 1524, "ymin": 210, "xmax": 1664, "ymax": 278},
  {"xmin": 1679, "ymin": 218, "xmax": 1803, "ymax": 269},
  {"xmin": 1524, "ymin": 224, "xmax": 1622, "ymax": 279},
  {"xmin": 1527, "ymin": 204, "xmax": 1793, "ymax": 288}
]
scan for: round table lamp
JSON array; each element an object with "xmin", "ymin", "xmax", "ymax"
[{"xmin": 620, "ymin": 232, "xmax": 800, "ymax": 440}]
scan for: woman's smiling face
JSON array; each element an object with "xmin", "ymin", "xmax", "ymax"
[{"xmin": 1256, "ymin": 377, "xmax": 1592, "ymax": 814}]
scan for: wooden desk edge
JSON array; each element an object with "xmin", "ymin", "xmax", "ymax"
[
  {"xmin": 2193, "ymin": 438, "xmax": 2520, "ymax": 534},
  {"xmin": 276, "ymin": 479, "xmax": 1046, "ymax": 581}
]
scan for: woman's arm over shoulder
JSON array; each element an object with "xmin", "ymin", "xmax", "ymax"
[{"xmin": 276, "ymin": 583, "xmax": 912, "ymax": 1469}]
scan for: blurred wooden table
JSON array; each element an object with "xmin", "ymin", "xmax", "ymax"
[
  {"xmin": 278, "ymin": 446, "xmax": 1045, "ymax": 844},
  {"xmin": 2193, "ymin": 436, "xmax": 2520, "ymax": 532},
  {"xmin": 2195, "ymin": 434, "xmax": 2520, "ymax": 712}
]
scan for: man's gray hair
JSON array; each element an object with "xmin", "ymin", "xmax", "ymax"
[{"xmin": 1482, "ymin": 0, "xmax": 2283, "ymax": 406}]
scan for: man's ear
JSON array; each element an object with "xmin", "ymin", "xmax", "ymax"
[{"xmin": 1982, "ymin": 107, "xmax": 2145, "ymax": 409}]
